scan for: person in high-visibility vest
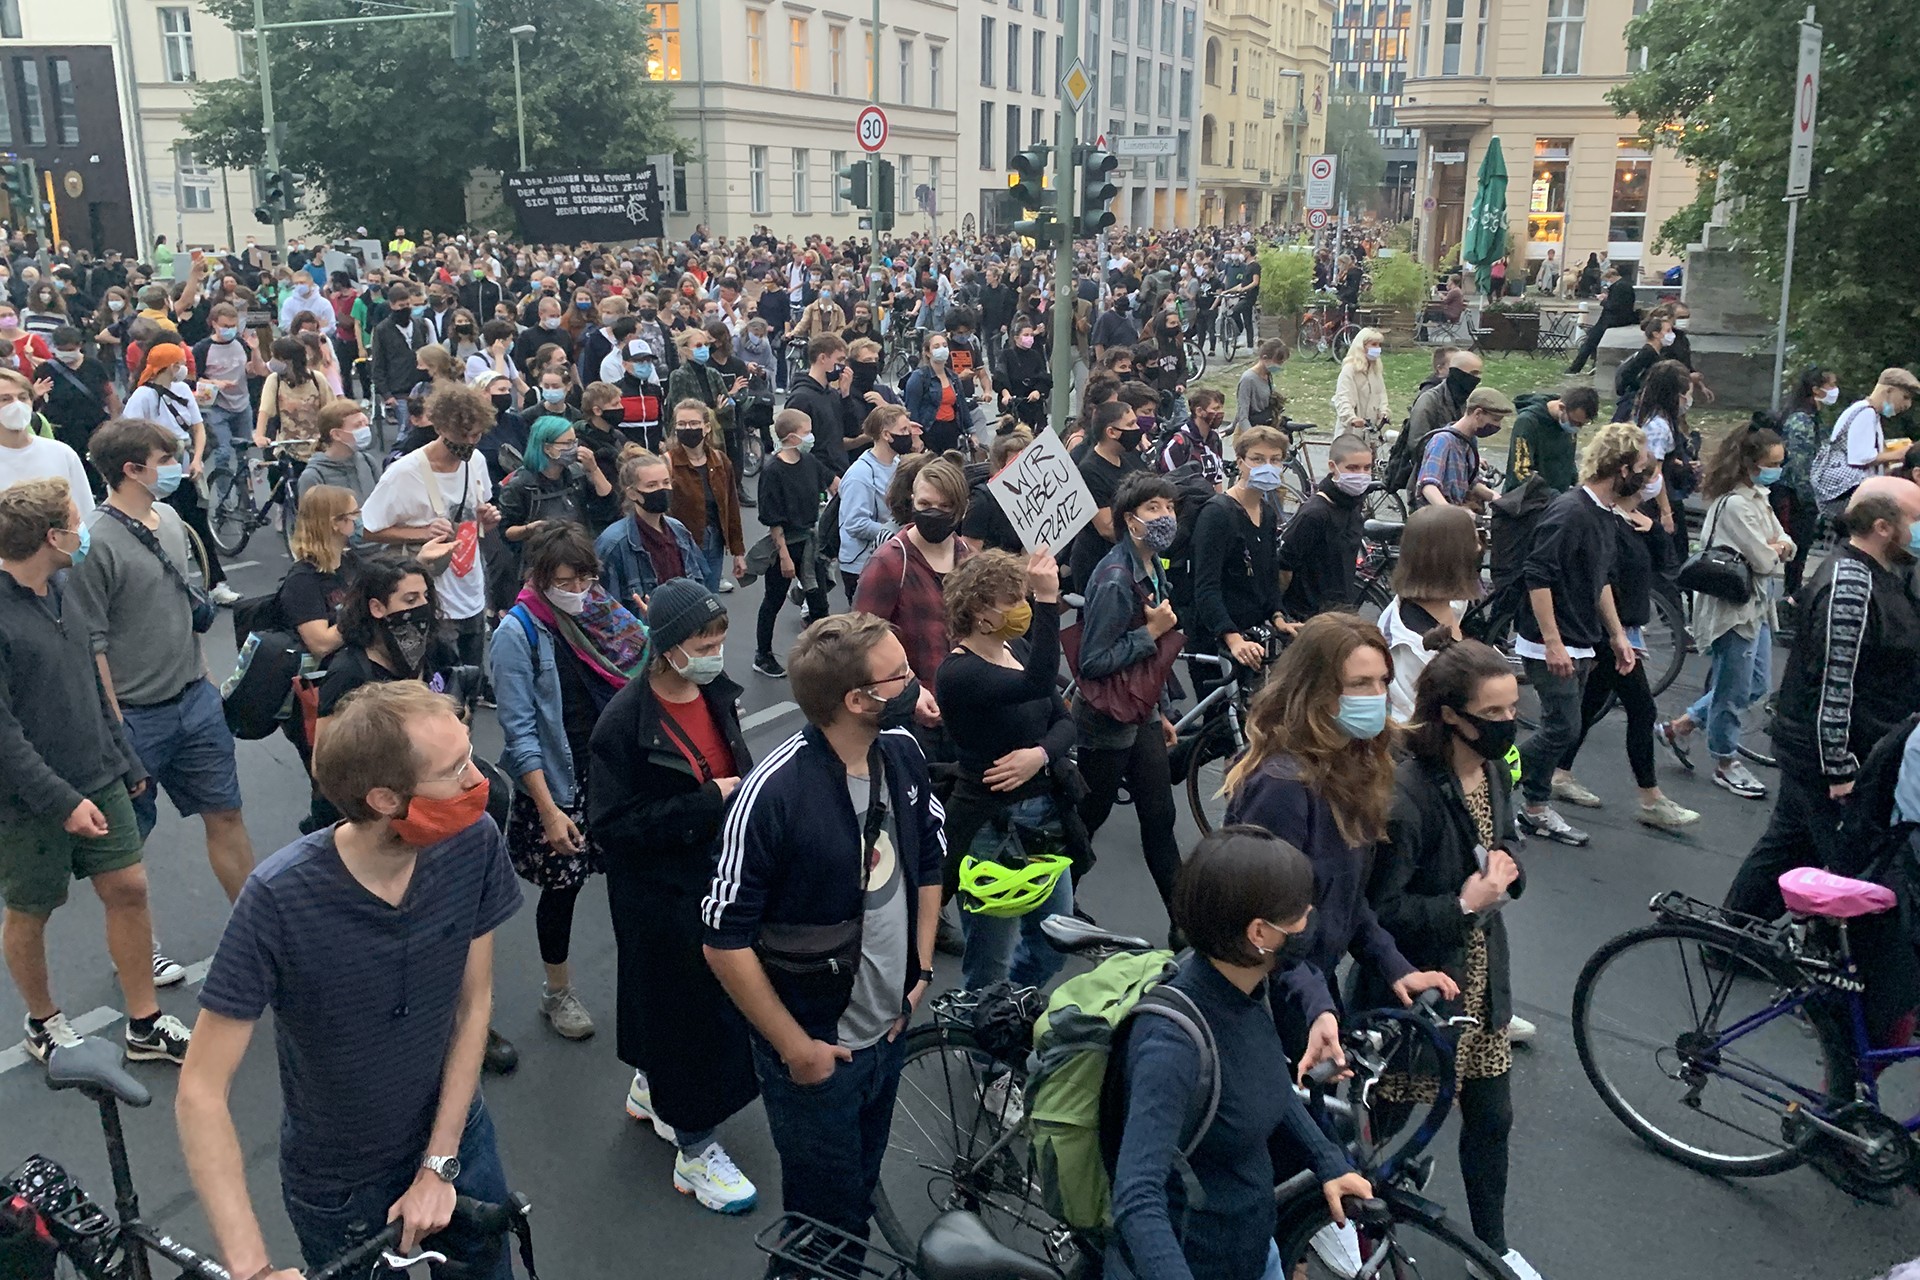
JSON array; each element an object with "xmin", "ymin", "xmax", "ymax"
[{"xmin": 387, "ymin": 227, "xmax": 416, "ymax": 255}]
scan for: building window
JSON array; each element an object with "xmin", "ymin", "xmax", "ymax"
[
  {"xmin": 1089, "ymin": 0, "xmax": 1102, "ymax": 40},
  {"xmin": 672, "ymin": 161, "xmax": 689, "ymax": 213},
  {"xmin": 48, "ymin": 58, "xmax": 79, "ymax": 145},
  {"xmin": 1413, "ymin": 0, "xmax": 1429, "ymax": 75},
  {"xmin": 1528, "ymin": 136, "xmax": 1570, "ymax": 251},
  {"xmin": 0, "ymin": 74, "xmax": 11, "ymax": 145},
  {"xmin": 898, "ymin": 38, "xmax": 912, "ymax": 103},
  {"xmin": 1034, "ymin": 0, "xmax": 1045, "ymax": 16},
  {"xmin": 1111, "ymin": 52, "xmax": 1126, "ymax": 109},
  {"xmin": 896, "ymin": 155, "xmax": 911, "ymax": 211},
  {"xmin": 160, "ymin": 7, "xmax": 196, "ymax": 82},
  {"xmin": 829, "ymin": 149, "xmax": 847, "ymax": 210},
  {"xmin": 792, "ymin": 148, "xmax": 810, "ymax": 212},
  {"xmin": 0, "ymin": 0, "xmax": 17, "ymax": 40},
  {"xmin": 1136, "ymin": 0, "xmax": 1152, "ymax": 46},
  {"xmin": 1157, "ymin": 63, "xmax": 1172, "ymax": 117},
  {"xmin": 1176, "ymin": 128, "xmax": 1190, "ymax": 178},
  {"xmin": 645, "ymin": 4, "xmax": 681, "ymax": 80},
  {"xmin": 1031, "ymin": 106, "xmax": 1045, "ymax": 144},
  {"xmin": 1179, "ymin": 68, "xmax": 1192, "ymax": 117},
  {"xmin": 1182, "ymin": 6, "xmax": 1196, "ymax": 57},
  {"xmin": 929, "ymin": 44, "xmax": 943, "ymax": 108},
  {"xmin": 1113, "ymin": 0, "xmax": 1129, "ymax": 42},
  {"xmin": 1474, "ymin": 0, "xmax": 1488, "ymax": 73},
  {"xmin": 1134, "ymin": 56, "xmax": 1151, "ymax": 112},
  {"xmin": 1155, "ymin": 125, "xmax": 1171, "ymax": 180},
  {"xmin": 980, "ymin": 101, "xmax": 995, "ymax": 168},
  {"xmin": 1008, "ymin": 25, "xmax": 1021, "ymax": 93},
  {"xmin": 829, "ymin": 24, "xmax": 846, "ymax": 94},
  {"xmin": 790, "ymin": 17, "xmax": 809, "ymax": 91},
  {"xmin": 1229, "ymin": 48, "xmax": 1238, "ymax": 93},
  {"xmin": 749, "ymin": 145, "xmax": 768, "ymax": 212},
  {"xmin": 927, "ymin": 157, "xmax": 941, "ymax": 213},
  {"xmin": 1440, "ymin": 0, "xmax": 1463, "ymax": 74},
  {"xmin": 981, "ymin": 18, "xmax": 997, "ymax": 86},
  {"xmin": 1055, "ymin": 36, "xmax": 1063, "ymax": 88},
  {"xmin": 1542, "ymin": 0, "xmax": 1584, "ymax": 75},
  {"xmin": 176, "ymin": 145, "xmax": 213, "ymax": 212},
  {"xmin": 1006, "ymin": 104, "xmax": 1021, "ymax": 165},
  {"xmin": 1031, "ymin": 31, "xmax": 1043, "ymax": 95},
  {"xmin": 1629, "ymin": 0, "xmax": 1649, "ymax": 72},
  {"xmin": 1160, "ymin": 1, "xmax": 1175, "ymax": 52},
  {"xmin": 1610, "ymin": 138, "xmax": 1651, "ymax": 251},
  {"xmin": 12, "ymin": 59, "xmax": 43, "ymax": 146},
  {"xmin": 1204, "ymin": 38, "xmax": 1219, "ymax": 85},
  {"xmin": 746, "ymin": 9, "xmax": 765, "ymax": 84}
]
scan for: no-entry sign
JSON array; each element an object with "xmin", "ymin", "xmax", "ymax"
[
  {"xmin": 857, "ymin": 105, "xmax": 889, "ymax": 154},
  {"xmin": 1306, "ymin": 155, "xmax": 1336, "ymax": 210}
]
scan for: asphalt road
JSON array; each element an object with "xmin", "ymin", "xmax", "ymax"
[{"xmin": 4, "ymin": 473, "xmax": 1918, "ymax": 1280}]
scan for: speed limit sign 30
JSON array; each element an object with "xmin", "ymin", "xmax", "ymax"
[{"xmin": 857, "ymin": 105, "xmax": 889, "ymax": 153}]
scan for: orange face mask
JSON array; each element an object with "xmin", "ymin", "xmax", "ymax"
[{"xmin": 389, "ymin": 776, "xmax": 490, "ymax": 846}]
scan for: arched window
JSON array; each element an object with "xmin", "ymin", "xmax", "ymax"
[
  {"xmin": 1201, "ymin": 114, "xmax": 1217, "ymax": 166},
  {"xmin": 1204, "ymin": 37, "xmax": 1220, "ymax": 85}
]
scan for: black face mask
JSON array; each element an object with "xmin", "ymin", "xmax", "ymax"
[
  {"xmin": 600, "ymin": 403, "xmax": 627, "ymax": 426},
  {"xmin": 1446, "ymin": 367, "xmax": 1481, "ymax": 402},
  {"xmin": 865, "ymin": 674, "xmax": 921, "ymax": 724},
  {"xmin": 912, "ymin": 508, "xmax": 956, "ymax": 543},
  {"xmin": 1118, "ymin": 427, "xmax": 1144, "ymax": 451},
  {"xmin": 441, "ymin": 438, "xmax": 477, "ymax": 461},
  {"xmin": 676, "ymin": 428, "xmax": 707, "ymax": 450},
  {"xmin": 490, "ymin": 392, "xmax": 512, "ymax": 412},
  {"xmin": 830, "ymin": 362, "xmax": 848, "ymax": 383},
  {"xmin": 639, "ymin": 489, "xmax": 673, "ymax": 514},
  {"xmin": 1455, "ymin": 711, "xmax": 1518, "ymax": 762},
  {"xmin": 1617, "ymin": 466, "xmax": 1652, "ymax": 498},
  {"xmin": 851, "ymin": 360, "xmax": 880, "ymax": 393},
  {"xmin": 381, "ymin": 605, "xmax": 435, "ymax": 673},
  {"xmin": 639, "ymin": 307, "xmax": 658, "ymax": 320},
  {"xmin": 886, "ymin": 431, "xmax": 915, "ymax": 456}
]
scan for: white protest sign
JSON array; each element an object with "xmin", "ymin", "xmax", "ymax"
[{"xmin": 987, "ymin": 429, "xmax": 1096, "ymax": 555}]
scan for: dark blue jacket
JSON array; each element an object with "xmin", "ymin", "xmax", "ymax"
[{"xmin": 701, "ymin": 722, "xmax": 946, "ymax": 1042}]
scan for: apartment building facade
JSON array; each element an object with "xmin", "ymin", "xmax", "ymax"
[
  {"xmin": 1329, "ymin": 0, "xmax": 1416, "ymax": 218},
  {"xmin": 1396, "ymin": 0, "xmax": 1694, "ymax": 275},
  {"xmin": 1197, "ymin": 0, "xmax": 1331, "ymax": 227}
]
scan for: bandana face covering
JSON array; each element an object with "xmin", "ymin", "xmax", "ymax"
[{"xmin": 388, "ymin": 777, "xmax": 490, "ymax": 846}]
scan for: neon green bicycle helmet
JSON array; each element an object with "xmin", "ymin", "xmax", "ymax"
[{"xmin": 958, "ymin": 852, "xmax": 1072, "ymax": 918}]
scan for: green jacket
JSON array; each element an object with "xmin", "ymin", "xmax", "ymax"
[{"xmin": 1504, "ymin": 394, "xmax": 1577, "ymax": 493}]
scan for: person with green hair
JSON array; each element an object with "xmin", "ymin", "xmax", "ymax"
[{"xmin": 496, "ymin": 412, "xmax": 616, "ymax": 542}]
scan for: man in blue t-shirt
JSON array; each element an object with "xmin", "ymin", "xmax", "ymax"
[{"xmin": 177, "ymin": 682, "xmax": 523, "ymax": 1280}]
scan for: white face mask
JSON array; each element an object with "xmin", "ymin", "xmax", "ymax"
[
  {"xmin": 545, "ymin": 585, "xmax": 590, "ymax": 616},
  {"xmin": 1364, "ymin": 346, "xmax": 1381, "ymax": 361},
  {"xmin": 1821, "ymin": 386, "xmax": 1841, "ymax": 405},
  {"xmin": 0, "ymin": 401, "xmax": 32, "ymax": 432}
]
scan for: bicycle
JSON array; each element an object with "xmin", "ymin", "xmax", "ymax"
[
  {"xmin": 1297, "ymin": 298, "xmax": 1359, "ymax": 362},
  {"xmin": 208, "ymin": 441, "xmax": 306, "ymax": 558},
  {"xmin": 1174, "ymin": 643, "xmax": 1283, "ymax": 836},
  {"xmin": 4, "ymin": 1037, "xmax": 539, "ymax": 1280},
  {"xmin": 1572, "ymin": 880, "xmax": 1920, "ymax": 1198}
]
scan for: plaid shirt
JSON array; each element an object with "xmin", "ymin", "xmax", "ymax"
[
  {"xmin": 1415, "ymin": 427, "xmax": 1480, "ymax": 507},
  {"xmin": 853, "ymin": 533, "xmax": 973, "ymax": 684}
]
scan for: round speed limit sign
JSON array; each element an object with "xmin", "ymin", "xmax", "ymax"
[
  {"xmin": 1307, "ymin": 209, "xmax": 1328, "ymax": 229},
  {"xmin": 856, "ymin": 105, "xmax": 889, "ymax": 154}
]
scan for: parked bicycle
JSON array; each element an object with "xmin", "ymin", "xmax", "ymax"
[
  {"xmin": 1298, "ymin": 297, "xmax": 1359, "ymax": 361},
  {"xmin": 1176, "ymin": 642, "xmax": 1282, "ymax": 836},
  {"xmin": 1572, "ymin": 877, "xmax": 1920, "ymax": 1199},
  {"xmin": 2, "ymin": 1038, "xmax": 539, "ymax": 1280},
  {"xmin": 207, "ymin": 440, "xmax": 306, "ymax": 558}
]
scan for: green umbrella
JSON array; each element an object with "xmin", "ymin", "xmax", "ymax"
[{"xmin": 1461, "ymin": 137, "xmax": 1510, "ymax": 295}]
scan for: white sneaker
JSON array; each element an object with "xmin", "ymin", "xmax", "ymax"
[
  {"xmin": 208, "ymin": 584, "xmax": 243, "ymax": 607},
  {"xmin": 978, "ymin": 1072, "xmax": 1026, "ymax": 1129},
  {"xmin": 1502, "ymin": 1247, "xmax": 1547, "ymax": 1280},
  {"xmin": 1507, "ymin": 1014, "xmax": 1537, "ymax": 1044},
  {"xmin": 719, "ymin": 579, "xmax": 736, "ymax": 593},
  {"xmin": 673, "ymin": 1141, "xmax": 758, "ymax": 1214},
  {"xmin": 1308, "ymin": 1221, "xmax": 1363, "ymax": 1279},
  {"xmin": 624, "ymin": 1071, "xmax": 676, "ymax": 1143}
]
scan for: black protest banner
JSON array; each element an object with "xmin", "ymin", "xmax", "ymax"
[{"xmin": 503, "ymin": 169, "xmax": 664, "ymax": 242}]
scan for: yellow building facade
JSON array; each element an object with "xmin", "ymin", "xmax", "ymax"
[
  {"xmin": 1197, "ymin": 0, "xmax": 1332, "ymax": 226},
  {"xmin": 1396, "ymin": 0, "xmax": 1696, "ymax": 277}
]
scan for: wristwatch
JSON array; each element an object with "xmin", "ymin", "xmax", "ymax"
[{"xmin": 422, "ymin": 1154, "xmax": 461, "ymax": 1183}]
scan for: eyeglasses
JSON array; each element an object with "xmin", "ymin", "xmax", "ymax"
[
  {"xmin": 863, "ymin": 670, "xmax": 913, "ymax": 693},
  {"xmin": 421, "ymin": 750, "xmax": 476, "ymax": 788}
]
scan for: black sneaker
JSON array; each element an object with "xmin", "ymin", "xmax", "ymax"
[
  {"xmin": 753, "ymin": 653, "xmax": 787, "ymax": 678},
  {"xmin": 483, "ymin": 1027, "xmax": 519, "ymax": 1075},
  {"xmin": 23, "ymin": 1011, "xmax": 82, "ymax": 1064},
  {"xmin": 124, "ymin": 1013, "xmax": 192, "ymax": 1063}
]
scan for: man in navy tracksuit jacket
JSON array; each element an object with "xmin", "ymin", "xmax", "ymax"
[{"xmin": 702, "ymin": 612, "xmax": 944, "ymax": 1244}]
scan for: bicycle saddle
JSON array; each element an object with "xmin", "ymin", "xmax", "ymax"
[
  {"xmin": 916, "ymin": 1211, "xmax": 1060, "ymax": 1280},
  {"xmin": 45, "ymin": 1037, "xmax": 151, "ymax": 1108},
  {"xmin": 1362, "ymin": 519, "xmax": 1405, "ymax": 543},
  {"xmin": 1039, "ymin": 914, "xmax": 1152, "ymax": 955},
  {"xmin": 1777, "ymin": 867, "xmax": 1896, "ymax": 919}
]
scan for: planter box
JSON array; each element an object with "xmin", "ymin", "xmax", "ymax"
[{"xmin": 1479, "ymin": 311, "xmax": 1540, "ymax": 353}]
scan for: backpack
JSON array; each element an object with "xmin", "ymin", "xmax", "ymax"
[
  {"xmin": 220, "ymin": 588, "xmax": 305, "ymax": 740},
  {"xmin": 815, "ymin": 488, "xmax": 843, "ymax": 563},
  {"xmin": 1026, "ymin": 951, "xmax": 1220, "ymax": 1235},
  {"xmin": 1160, "ymin": 461, "xmax": 1218, "ymax": 569},
  {"xmin": 1381, "ymin": 414, "xmax": 1424, "ymax": 496}
]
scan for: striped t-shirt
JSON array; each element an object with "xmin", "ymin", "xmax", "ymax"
[{"xmin": 199, "ymin": 819, "xmax": 522, "ymax": 1194}]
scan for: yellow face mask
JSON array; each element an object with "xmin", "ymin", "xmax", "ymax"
[{"xmin": 988, "ymin": 600, "xmax": 1033, "ymax": 640}]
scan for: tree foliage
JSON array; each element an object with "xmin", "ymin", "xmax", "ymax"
[
  {"xmin": 1611, "ymin": 0, "xmax": 1920, "ymax": 389},
  {"xmin": 185, "ymin": 0, "xmax": 680, "ymax": 236},
  {"xmin": 1325, "ymin": 95, "xmax": 1387, "ymax": 214}
]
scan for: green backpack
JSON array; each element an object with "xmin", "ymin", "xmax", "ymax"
[{"xmin": 1026, "ymin": 950, "xmax": 1221, "ymax": 1235}]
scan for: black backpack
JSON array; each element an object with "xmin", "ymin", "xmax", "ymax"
[
  {"xmin": 815, "ymin": 489, "xmax": 843, "ymax": 564},
  {"xmin": 1385, "ymin": 424, "xmax": 1447, "ymax": 501},
  {"xmin": 220, "ymin": 592, "xmax": 305, "ymax": 741},
  {"xmin": 1161, "ymin": 461, "xmax": 1218, "ymax": 568}
]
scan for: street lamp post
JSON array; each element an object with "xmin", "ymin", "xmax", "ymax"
[{"xmin": 509, "ymin": 24, "xmax": 535, "ymax": 172}]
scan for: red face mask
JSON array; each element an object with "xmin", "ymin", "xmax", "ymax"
[{"xmin": 388, "ymin": 776, "xmax": 490, "ymax": 846}]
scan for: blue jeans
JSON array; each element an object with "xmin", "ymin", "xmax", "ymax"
[
  {"xmin": 202, "ymin": 404, "xmax": 247, "ymax": 478},
  {"xmin": 751, "ymin": 1031, "xmax": 906, "ymax": 1243},
  {"xmin": 281, "ymin": 1100, "xmax": 512, "ymax": 1280},
  {"xmin": 697, "ymin": 521, "xmax": 724, "ymax": 590},
  {"xmin": 1685, "ymin": 624, "xmax": 1771, "ymax": 760},
  {"xmin": 958, "ymin": 796, "xmax": 1073, "ymax": 992}
]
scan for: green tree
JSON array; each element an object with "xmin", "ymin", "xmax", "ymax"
[
  {"xmin": 1324, "ymin": 95, "xmax": 1387, "ymax": 215},
  {"xmin": 186, "ymin": 0, "xmax": 680, "ymax": 236},
  {"xmin": 1611, "ymin": 0, "xmax": 1920, "ymax": 390}
]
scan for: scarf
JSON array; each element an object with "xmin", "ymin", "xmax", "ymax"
[
  {"xmin": 515, "ymin": 584, "xmax": 648, "ymax": 691},
  {"xmin": 632, "ymin": 514, "xmax": 686, "ymax": 582}
]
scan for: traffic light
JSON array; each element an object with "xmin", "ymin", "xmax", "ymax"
[
  {"xmin": 874, "ymin": 159, "xmax": 896, "ymax": 231},
  {"xmin": 285, "ymin": 170, "xmax": 309, "ymax": 214},
  {"xmin": 451, "ymin": 0, "xmax": 478, "ymax": 61},
  {"xmin": 1, "ymin": 162, "xmax": 34, "ymax": 216},
  {"xmin": 253, "ymin": 168, "xmax": 286, "ymax": 224},
  {"xmin": 1076, "ymin": 146, "xmax": 1119, "ymax": 239},
  {"xmin": 1009, "ymin": 146, "xmax": 1056, "ymax": 241},
  {"xmin": 837, "ymin": 160, "xmax": 869, "ymax": 210}
]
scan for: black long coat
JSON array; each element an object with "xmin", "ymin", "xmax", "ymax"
[{"xmin": 587, "ymin": 670, "xmax": 757, "ymax": 1134}]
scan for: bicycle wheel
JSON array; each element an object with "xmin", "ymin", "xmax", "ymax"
[
  {"xmin": 1363, "ymin": 486, "xmax": 1408, "ymax": 524},
  {"xmin": 1641, "ymin": 589, "xmax": 1688, "ymax": 698},
  {"xmin": 873, "ymin": 1022, "xmax": 1087, "ymax": 1277},
  {"xmin": 1571, "ymin": 919, "xmax": 1856, "ymax": 1177},
  {"xmin": 1330, "ymin": 325, "xmax": 1359, "ymax": 361},
  {"xmin": 1736, "ymin": 693, "xmax": 1778, "ymax": 768},
  {"xmin": 207, "ymin": 469, "xmax": 252, "ymax": 557},
  {"xmin": 278, "ymin": 489, "xmax": 299, "ymax": 559},
  {"xmin": 1184, "ymin": 716, "xmax": 1239, "ymax": 836},
  {"xmin": 181, "ymin": 523, "xmax": 212, "ymax": 585},
  {"xmin": 1353, "ymin": 571, "xmax": 1393, "ymax": 626},
  {"xmin": 1184, "ymin": 337, "xmax": 1208, "ymax": 382},
  {"xmin": 883, "ymin": 345, "xmax": 913, "ymax": 386},
  {"xmin": 1298, "ymin": 316, "xmax": 1324, "ymax": 352},
  {"xmin": 740, "ymin": 425, "xmax": 766, "ymax": 481},
  {"xmin": 1277, "ymin": 1191, "xmax": 1517, "ymax": 1280}
]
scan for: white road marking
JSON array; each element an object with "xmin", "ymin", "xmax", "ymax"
[{"xmin": 740, "ymin": 701, "xmax": 800, "ymax": 733}]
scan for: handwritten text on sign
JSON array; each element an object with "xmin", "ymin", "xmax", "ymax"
[{"xmin": 987, "ymin": 429, "xmax": 1096, "ymax": 555}]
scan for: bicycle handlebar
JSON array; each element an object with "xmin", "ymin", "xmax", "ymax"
[{"xmin": 305, "ymin": 1195, "xmax": 528, "ymax": 1280}]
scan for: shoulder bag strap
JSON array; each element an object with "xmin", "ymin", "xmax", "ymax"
[
  {"xmin": 100, "ymin": 505, "xmax": 198, "ymax": 602},
  {"xmin": 46, "ymin": 357, "xmax": 101, "ymax": 408},
  {"xmin": 655, "ymin": 700, "xmax": 716, "ymax": 783}
]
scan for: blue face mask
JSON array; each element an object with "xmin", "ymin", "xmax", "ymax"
[
  {"xmin": 631, "ymin": 362, "xmax": 655, "ymax": 381},
  {"xmin": 1882, "ymin": 399, "xmax": 1900, "ymax": 421},
  {"xmin": 411, "ymin": 304, "xmax": 429, "ymax": 318},
  {"xmin": 691, "ymin": 347, "xmax": 711, "ymax": 364},
  {"xmin": 60, "ymin": 523, "xmax": 90, "ymax": 567},
  {"xmin": 147, "ymin": 462, "xmax": 184, "ymax": 499},
  {"xmin": 217, "ymin": 326, "xmax": 238, "ymax": 341},
  {"xmin": 541, "ymin": 386, "xmax": 566, "ymax": 404},
  {"xmin": 1756, "ymin": 465, "xmax": 1784, "ymax": 487},
  {"xmin": 1246, "ymin": 463, "xmax": 1283, "ymax": 493},
  {"xmin": 1908, "ymin": 523, "xmax": 1920, "ymax": 558},
  {"xmin": 1334, "ymin": 692, "xmax": 1389, "ymax": 741}
]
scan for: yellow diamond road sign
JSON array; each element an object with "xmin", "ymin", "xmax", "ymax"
[{"xmin": 1062, "ymin": 61, "xmax": 1092, "ymax": 112}]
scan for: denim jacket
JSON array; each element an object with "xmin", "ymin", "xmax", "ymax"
[
  {"xmin": 488, "ymin": 607, "xmax": 578, "ymax": 806},
  {"xmin": 594, "ymin": 513, "xmax": 704, "ymax": 610}
]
